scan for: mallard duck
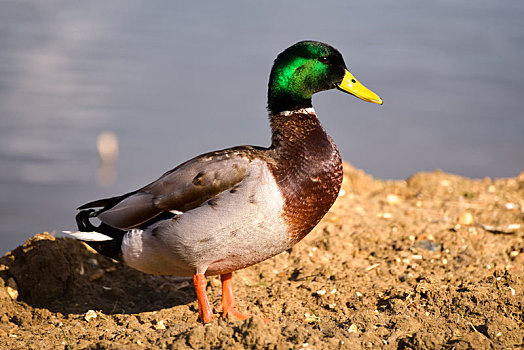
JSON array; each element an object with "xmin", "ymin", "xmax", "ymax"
[{"xmin": 67, "ymin": 41, "xmax": 382, "ymax": 323}]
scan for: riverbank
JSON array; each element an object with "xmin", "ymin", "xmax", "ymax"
[{"xmin": 1, "ymin": 162, "xmax": 523, "ymax": 349}]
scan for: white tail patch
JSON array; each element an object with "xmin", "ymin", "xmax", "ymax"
[{"xmin": 63, "ymin": 230, "xmax": 113, "ymax": 241}]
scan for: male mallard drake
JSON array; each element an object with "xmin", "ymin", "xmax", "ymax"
[{"xmin": 67, "ymin": 41, "xmax": 382, "ymax": 323}]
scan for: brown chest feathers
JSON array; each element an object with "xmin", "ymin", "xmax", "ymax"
[{"xmin": 267, "ymin": 108, "xmax": 343, "ymax": 244}]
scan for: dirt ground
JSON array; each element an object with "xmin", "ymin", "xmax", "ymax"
[{"xmin": 1, "ymin": 162, "xmax": 523, "ymax": 349}]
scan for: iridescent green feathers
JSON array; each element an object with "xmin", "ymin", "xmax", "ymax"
[{"xmin": 267, "ymin": 41, "xmax": 347, "ymax": 113}]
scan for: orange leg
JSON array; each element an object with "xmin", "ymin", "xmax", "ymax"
[
  {"xmin": 193, "ymin": 273, "xmax": 214, "ymax": 323},
  {"xmin": 216, "ymin": 272, "xmax": 251, "ymax": 320}
]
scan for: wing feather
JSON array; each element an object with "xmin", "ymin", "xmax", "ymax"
[{"xmin": 91, "ymin": 147, "xmax": 259, "ymax": 229}]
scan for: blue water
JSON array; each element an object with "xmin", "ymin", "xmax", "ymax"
[{"xmin": 1, "ymin": 1, "xmax": 523, "ymax": 254}]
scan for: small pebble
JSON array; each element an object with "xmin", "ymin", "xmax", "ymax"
[
  {"xmin": 6, "ymin": 287, "xmax": 18, "ymax": 301},
  {"xmin": 413, "ymin": 240, "xmax": 441, "ymax": 252},
  {"xmin": 154, "ymin": 320, "xmax": 166, "ymax": 330},
  {"xmin": 84, "ymin": 310, "xmax": 97, "ymax": 322},
  {"xmin": 458, "ymin": 212, "xmax": 473, "ymax": 225},
  {"xmin": 6, "ymin": 278, "xmax": 18, "ymax": 300},
  {"xmin": 505, "ymin": 202, "xmax": 517, "ymax": 210},
  {"xmin": 348, "ymin": 324, "xmax": 358, "ymax": 333},
  {"xmin": 386, "ymin": 194, "xmax": 400, "ymax": 205}
]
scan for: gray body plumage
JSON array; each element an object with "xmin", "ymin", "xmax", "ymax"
[
  {"xmin": 72, "ymin": 147, "xmax": 292, "ymax": 277},
  {"xmin": 121, "ymin": 159, "xmax": 288, "ymax": 276}
]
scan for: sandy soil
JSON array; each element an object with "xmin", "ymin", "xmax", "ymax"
[{"xmin": 1, "ymin": 162, "xmax": 523, "ymax": 349}]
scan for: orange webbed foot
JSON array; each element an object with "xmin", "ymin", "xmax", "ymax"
[{"xmin": 216, "ymin": 273, "xmax": 251, "ymax": 321}]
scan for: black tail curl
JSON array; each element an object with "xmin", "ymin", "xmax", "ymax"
[{"xmin": 75, "ymin": 210, "xmax": 126, "ymax": 261}]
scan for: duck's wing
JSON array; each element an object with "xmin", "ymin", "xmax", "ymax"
[{"xmin": 79, "ymin": 146, "xmax": 264, "ymax": 230}]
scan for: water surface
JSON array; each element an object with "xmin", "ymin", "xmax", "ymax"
[{"xmin": 1, "ymin": 1, "xmax": 523, "ymax": 253}]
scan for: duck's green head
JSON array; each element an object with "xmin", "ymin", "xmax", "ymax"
[{"xmin": 268, "ymin": 41, "xmax": 382, "ymax": 113}]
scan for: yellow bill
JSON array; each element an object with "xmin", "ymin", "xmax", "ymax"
[{"xmin": 337, "ymin": 69, "xmax": 383, "ymax": 105}]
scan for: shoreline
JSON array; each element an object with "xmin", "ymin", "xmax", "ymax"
[{"xmin": 1, "ymin": 162, "xmax": 523, "ymax": 348}]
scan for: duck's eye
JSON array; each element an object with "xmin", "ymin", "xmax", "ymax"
[{"xmin": 318, "ymin": 56, "xmax": 329, "ymax": 64}]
